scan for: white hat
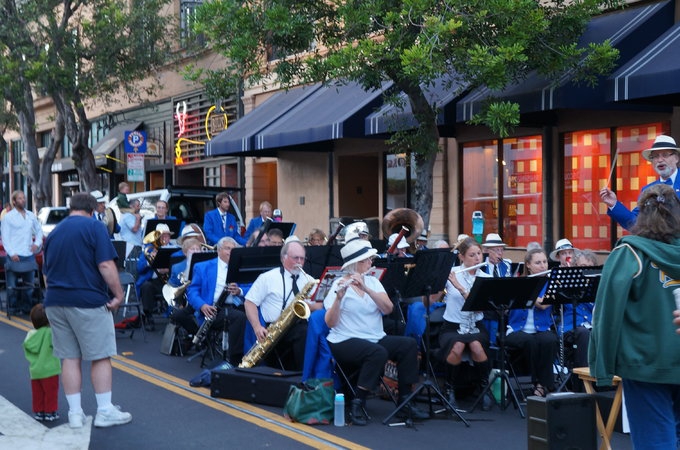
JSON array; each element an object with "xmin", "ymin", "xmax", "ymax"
[
  {"xmin": 482, "ymin": 233, "xmax": 506, "ymax": 247},
  {"xmin": 387, "ymin": 233, "xmax": 409, "ymax": 249},
  {"xmin": 416, "ymin": 232, "xmax": 428, "ymax": 241},
  {"xmin": 344, "ymin": 221, "xmax": 370, "ymax": 241},
  {"xmin": 456, "ymin": 234, "xmax": 470, "ymax": 243},
  {"xmin": 155, "ymin": 223, "xmax": 174, "ymax": 235},
  {"xmin": 178, "ymin": 224, "xmax": 202, "ymax": 244},
  {"xmin": 641, "ymin": 135, "xmax": 679, "ymax": 161},
  {"xmin": 341, "ymin": 239, "xmax": 378, "ymax": 270},
  {"xmin": 550, "ymin": 238, "xmax": 578, "ymax": 261},
  {"xmin": 284, "ymin": 235, "xmax": 300, "ymax": 244},
  {"xmin": 90, "ymin": 190, "xmax": 108, "ymax": 203}
]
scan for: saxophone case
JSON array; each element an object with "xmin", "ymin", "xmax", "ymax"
[{"xmin": 210, "ymin": 366, "xmax": 302, "ymax": 407}]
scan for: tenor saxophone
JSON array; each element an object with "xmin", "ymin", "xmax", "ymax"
[{"xmin": 238, "ymin": 280, "xmax": 318, "ymax": 368}]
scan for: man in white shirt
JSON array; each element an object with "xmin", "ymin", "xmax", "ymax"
[
  {"xmin": 245, "ymin": 240, "xmax": 321, "ymax": 370},
  {"xmin": 1, "ymin": 190, "xmax": 42, "ymax": 313}
]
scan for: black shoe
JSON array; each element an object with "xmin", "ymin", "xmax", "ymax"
[
  {"xmin": 143, "ymin": 315, "xmax": 155, "ymax": 331},
  {"xmin": 396, "ymin": 401, "xmax": 429, "ymax": 421},
  {"xmin": 446, "ymin": 388, "xmax": 458, "ymax": 409},
  {"xmin": 349, "ymin": 398, "xmax": 367, "ymax": 426}
]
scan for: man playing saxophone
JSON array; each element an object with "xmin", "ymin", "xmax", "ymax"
[
  {"xmin": 244, "ymin": 240, "xmax": 322, "ymax": 371},
  {"xmin": 180, "ymin": 237, "xmax": 246, "ymax": 365}
]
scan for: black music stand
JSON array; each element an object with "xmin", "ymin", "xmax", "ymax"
[
  {"xmin": 542, "ymin": 266, "xmax": 602, "ymax": 391},
  {"xmin": 226, "ymin": 247, "xmax": 283, "ymax": 285},
  {"xmin": 382, "ymin": 249, "xmax": 470, "ymax": 427},
  {"xmin": 303, "ymin": 245, "xmax": 344, "ymax": 279},
  {"xmin": 186, "ymin": 252, "xmax": 217, "ymax": 280},
  {"xmin": 151, "ymin": 247, "xmax": 180, "ymax": 272},
  {"xmin": 463, "ymin": 276, "xmax": 544, "ymax": 418},
  {"xmin": 373, "ymin": 255, "xmax": 413, "ymax": 335},
  {"xmin": 144, "ymin": 219, "xmax": 182, "ymax": 237}
]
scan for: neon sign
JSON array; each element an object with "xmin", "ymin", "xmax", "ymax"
[{"xmin": 174, "ymin": 103, "xmax": 228, "ymax": 166}]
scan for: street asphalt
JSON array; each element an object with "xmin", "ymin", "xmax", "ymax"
[{"xmin": 0, "ymin": 297, "xmax": 634, "ymax": 450}]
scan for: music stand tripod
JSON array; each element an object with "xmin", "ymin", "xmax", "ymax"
[
  {"xmin": 382, "ymin": 249, "xmax": 470, "ymax": 427},
  {"xmin": 542, "ymin": 266, "xmax": 601, "ymax": 391},
  {"xmin": 464, "ymin": 277, "xmax": 544, "ymax": 418}
]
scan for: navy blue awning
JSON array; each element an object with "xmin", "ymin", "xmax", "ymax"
[
  {"xmin": 206, "ymin": 84, "xmax": 321, "ymax": 156},
  {"xmin": 252, "ymin": 81, "xmax": 392, "ymax": 151},
  {"xmin": 365, "ymin": 75, "xmax": 468, "ymax": 136},
  {"xmin": 609, "ymin": 22, "xmax": 680, "ymax": 103},
  {"xmin": 457, "ymin": 0, "xmax": 673, "ymax": 122}
]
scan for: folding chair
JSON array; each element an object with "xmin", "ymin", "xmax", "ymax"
[{"xmin": 116, "ymin": 271, "xmax": 146, "ymax": 341}]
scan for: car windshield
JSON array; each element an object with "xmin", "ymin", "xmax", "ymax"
[{"xmin": 45, "ymin": 209, "xmax": 69, "ymax": 224}]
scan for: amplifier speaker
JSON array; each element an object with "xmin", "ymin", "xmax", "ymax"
[
  {"xmin": 527, "ymin": 394, "xmax": 597, "ymax": 450},
  {"xmin": 211, "ymin": 366, "xmax": 302, "ymax": 407}
]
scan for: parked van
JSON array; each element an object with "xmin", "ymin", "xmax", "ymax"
[{"xmin": 108, "ymin": 185, "xmax": 243, "ymax": 229}]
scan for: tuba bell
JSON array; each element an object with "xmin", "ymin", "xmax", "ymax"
[{"xmin": 382, "ymin": 208, "xmax": 425, "ymax": 243}]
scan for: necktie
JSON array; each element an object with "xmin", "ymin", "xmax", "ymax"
[
  {"xmin": 493, "ymin": 265, "xmax": 500, "ymax": 277},
  {"xmin": 291, "ymin": 274, "xmax": 299, "ymax": 295},
  {"xmin": 98, "ymin": 213, "xmax": 104, "ymax": 221},
  {"xmin": 663, "ymin": 178, "xmax": 673, "ymax": 185},
  {"xmin": 221, "ymin": 213, "xmax": 227, "ymax": 231}
]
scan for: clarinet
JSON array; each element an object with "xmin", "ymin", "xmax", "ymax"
[{"xmin": 192, "ymin": 285, "xmax": 230, "ymax": 345}]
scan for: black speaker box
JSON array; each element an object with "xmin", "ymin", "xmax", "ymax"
[
  {"xmin": 528, "ymin": 393, "xmax": 597, "ymax": 450},
  {"xmin": 210, "ymin": 366, "xmax": 302, "ymax": 407}
]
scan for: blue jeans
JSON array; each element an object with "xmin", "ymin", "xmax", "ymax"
[{"xmin": 623, "ymin": 378, "xmax": 680, "ymax": 449}]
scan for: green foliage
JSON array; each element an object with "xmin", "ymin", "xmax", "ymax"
[{"xmin": 190, "ymin": 0, "xmax": 624, "ymax": 219}]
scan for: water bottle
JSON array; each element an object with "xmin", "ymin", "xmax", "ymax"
[{"xmin": 334, "ymin": 393, "xmax": 345, "ymax": 427}]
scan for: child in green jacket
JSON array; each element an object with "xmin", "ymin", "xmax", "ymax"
[{"xmin": 23, "ymin": 303, "xmax": 61, "ymax": 421}]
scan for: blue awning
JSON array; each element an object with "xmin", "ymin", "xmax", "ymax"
[
  {"xmin": 609, "ymin": 21, "xmax": 680, "ymax": 103},
  {"xmin": 365, "ymin": 75, "xmax": 468, "ymax": 136},
  {"xmin": 206, "ymin": 84, "xmax": 321, "ymax": 156},
  {"xmin": 457, "ymin": 0, "xmax": 673, "ymax": 122},
  {"xmin": 252, "ymin": 81, "xmax": 392, "ymax": 151}
]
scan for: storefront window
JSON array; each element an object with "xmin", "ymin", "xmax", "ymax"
[
  {"xmin": 564, "ymin": 123, "xmax": 667, "ymax": 250},
  {"xmin": 462, "ymin": 140, "xmax": 499, "ymax": 242},
  {"xmin": 614, "ymin": 123, "xmax": 668, "ymax": 239},
  {"xmin": 564, "ymin": 129, "xmax": 611, "ymax": 251},
  {"xmin": 462, "ymin": 137, "xmax": 542, "ymax": 246},
  {"xmin": 503, "ymin": 136, "xmax": 543, "ymax": 247},
  {"xmin": 385, "ymin": 153, "xmax": 416, "ymax": 211}
]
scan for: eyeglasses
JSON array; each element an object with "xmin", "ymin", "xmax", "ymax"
[
  {"xmin": 287, "ymin": 255, "xmax": 305, "ymax": 262},
  {"xmin": 649, "ymin": 151, "xmax": 677, "ymax": 161}
]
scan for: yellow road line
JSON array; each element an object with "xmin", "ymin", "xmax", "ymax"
[
  {"xmin": 112, "ymin": 355, "xmax": 368, "ymax": 450},
  {"xmin": 1, "ymin": 317, "xmax": 367, "ymax": 449}
]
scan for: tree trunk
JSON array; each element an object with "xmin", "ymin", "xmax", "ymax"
[
  {"xmin": 16, "ymin": 81, "xmax": 41, "ymax": 207},
  {"xmin": 35, "ymin": 111, "xmax": 65, "ymax": 209}
]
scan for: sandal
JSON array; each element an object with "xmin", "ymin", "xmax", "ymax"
[{"xmin": 533, "ymin": 384, "xmax": 546, "ymax": 397}]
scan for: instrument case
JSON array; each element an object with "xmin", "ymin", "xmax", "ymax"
[{"xmin": 210, "ymin": 366, "xmax": 302, "ymax": 407}]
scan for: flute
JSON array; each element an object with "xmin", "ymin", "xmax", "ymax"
[{"xmin": 451, "ymin": 262, "xmax": 487, "ymax": 274}]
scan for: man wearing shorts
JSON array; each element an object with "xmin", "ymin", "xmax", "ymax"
[{"xmin": 43, "ymin": 193, "xmax": 131, "ymax": 429}]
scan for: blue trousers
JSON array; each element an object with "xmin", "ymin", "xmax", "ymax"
[{"xmin": 622, "ymin": 378, "xmax": 680, "ymax": 450}]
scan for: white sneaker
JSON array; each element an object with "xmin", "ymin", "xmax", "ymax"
[
  {"xmin": 68, "ymin": 410, "xmax": 86, "ymax": 429},
  {"xmin": 94, "ymin": 405, "xmax": 132, "ymax": 428}
]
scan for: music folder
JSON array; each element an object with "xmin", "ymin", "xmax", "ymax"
[
  {"xmin": 187, "ymin": 251, "xmax": 218, "ymax": 280},
  {"xmin": 150, "ymin": 247, "xmax": 180, "ymax": 270}
]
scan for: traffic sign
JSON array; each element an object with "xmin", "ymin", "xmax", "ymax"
[{"xmin": 124, "ymin": 130, "xmax": 147, "ymax": 153}]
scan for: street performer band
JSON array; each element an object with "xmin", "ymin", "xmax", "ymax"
[{"xmin": 102, "ymin": 137, "xmax": 680, "ymax": 433}]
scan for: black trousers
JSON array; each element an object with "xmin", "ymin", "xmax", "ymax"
[
  {"xmin": 564, "ymin": 327, "xmax": 591, "ymax": 369},
  {"xmin": 505, "ymin": 330, "xmax": 558, "ymax": 390},
  {"xmin": 263, "ymin": 319, "xmax": 307, "ymax": 372},
  {"xmin": 329, "ymin": 335, "xmax": 419, "ymax": 394},
  {"xmin": 140, "ymin": 278, "xmax": 164, "ymax": 315},
  {"xmin": 171, "ymin": 305, "xmax": 246, "ymax": 365}
]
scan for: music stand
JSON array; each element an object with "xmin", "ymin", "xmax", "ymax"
[
  {"xmin": 226, "ymin": 247, "xmax": 282, "ymax": 285},
  {"xmin": 303, "ymin": 245, "xmax": 344, "ymax": 279},
  {"xmin": 373, "ymin": 255, "xmax": 413, "ymax": 335},
  {"xmin": 382, "ymin": 249, "xmax": 470, "ymax": 427},
  {"xmin": 151, "ymin": 247, "xmax": 180, "ymax": 272},
  {"xmin": 144, "ymin": 219, "xmax": 182, "ymax": 237},
  {"xmin": 186, "ymin": 252, "xmax": 217, "ymax": 280},
  {"xmin": 463, "ymin": 277, "xmax": 544, "ymax": 418},
  {"xmin": 542, "ymin": 266, "xmax": 602, "ymax": 391}
]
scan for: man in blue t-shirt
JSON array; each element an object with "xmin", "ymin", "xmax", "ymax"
[{"xmin": 43, "ymin": 193, "xmax": 131, "ymax": 429}]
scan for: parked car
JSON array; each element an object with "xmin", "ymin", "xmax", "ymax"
[
  {"xmin": 37, "ymin": 206, "xmax": 70, "ymax": 236},
  {"xmin": 108, "ymin": 185, "xmax": 243, "ymax": 229}
]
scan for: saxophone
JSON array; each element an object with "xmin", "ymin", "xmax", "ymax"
[{"xmin": 238, "ymin": 280, "xmax": 318, "ymax": 368}]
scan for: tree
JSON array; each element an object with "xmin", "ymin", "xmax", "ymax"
[
  {"xmin": 189, "ymin": 0, "xmax": 621, "ymax": 227},
  {"xmin": 0, "ymin": 0, "xmax": 173, "ymax": 208}
]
